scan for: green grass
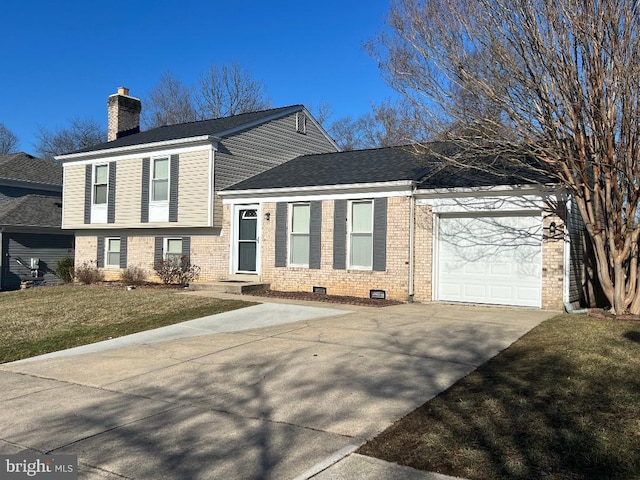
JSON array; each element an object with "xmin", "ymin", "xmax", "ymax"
[
  {"xmin": 0, "ymin": 284, "xmax": 253, "ymax": 363},
  {"xmin": 359, "ymin": 314, "xmax": 640, "ymax": 480}
]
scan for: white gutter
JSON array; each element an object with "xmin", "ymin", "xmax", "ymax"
[
  {"xmin": 219, "ymin": 180, "xmax": 414, "ymax": 199},
  {"xmin": 55, "ymin": 135, "xmax": 219, "ymax": 162},
  {"xmin": 415, "ymin": 183, "xmax": 559, "ymax": 198}
]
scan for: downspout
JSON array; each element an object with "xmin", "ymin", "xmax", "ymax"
[
  {"xmin": 408, "ymin": 185, "xmax": 416, "ymax": 302},
  {"xmin": 563, "ymin": 196, "xmax": 588, "ymax": 314}
]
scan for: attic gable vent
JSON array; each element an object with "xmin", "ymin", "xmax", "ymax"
[{"xmin": 296, "ymin": 112, "xmax": 307, "ymax": 134}]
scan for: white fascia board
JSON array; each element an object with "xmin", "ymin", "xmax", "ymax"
[
  {"xmin": 220, "ymin": 181, "xmax": 413, "ymax": 204},
  {"xmin": 415, "ymin": 183, "xmax": 557, "ymax": 198},
  {"xmin": 57, "ymin": 135, "xmax": 219, "ymax": 164}
]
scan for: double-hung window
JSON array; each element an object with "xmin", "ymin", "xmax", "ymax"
[
  {"xmin": 289, "ymin": 203, "xmax": 310, "ymax": 266},
  {"xmin": 152, "ymin": 157, "xmax": 169, "ymax": 202},
  {"xmin": 105, "ymin": 238, "xmax": 121, "ymax": 267},
  {"xmin": 349, "ymin": 200, "xmax": 373, "ymax": 269},
  {"xmin": 165, "ymin": 238, "xmax": 183, "ymax": 262},
  {"xmin": 93, "ymin": 165, "xmax": 108, "ymax": 205}
]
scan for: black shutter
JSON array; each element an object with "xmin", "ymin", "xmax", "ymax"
[
  {"xmin": 107, "ymin": 162, "xmax": 116, "ymax": 223},
  {"xmin": 333, "ymin": 199, "xmax": 347, "ymax": 270},
  {"xmin": 372, "ymin": 198, "xmax": 388, "ymax": 271},
  {"xmin": 84, "ymin": 165, "xmax": 92, "ymax": 224},
  {"xmin": 141, "ymin": 158, "xmax": 150, "ymax": 223},
  {"xmin": 182, "ymin": 236, "xmax": 191, "ymax": 260},
  {"xmin": 309, "ymin": 201, "xmax": 322, "ymax": 269},
  {"xmin": 275, "ymin": 202, "xmax": 287, "ymax": 267},
  {"xmin": 96, "ymin": 236, "xmax": 104, "ymax": 268},
  {"xmin": 119, "ymin": 236, "xmax": 128, "ymax": 268},
  {"xmin": 154, "ymin": 237, "xmax": 163, "ymax": 265},
  {"xmin": 169, "ymin": 154, "xmax": 179, "ymax": 222}
]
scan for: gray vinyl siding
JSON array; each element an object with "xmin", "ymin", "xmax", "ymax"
[
  {"xmin": 0, "ymin": 185, "xmax": 59, "ymax": 203},
  {"xmin": 275, "ymin": 202, "xmax": 287, "ymax": 267},
  {"xmin": 141, "ymin": 158, "xmax": 150, "ymax": 223},
  {"xmin": 107, "ymin": 162, "xmax": 116, "ymax": 223},
  {"xmin": 333, "ymin": 199, "xmax": 347, "ymax": 270},
  {"xmin": 169, "ymin": 154, "xmax": 179, "ymax": 222},
  {"xmin": 1, "ymin": 232, "xmax": 74, "ymax": 290},
  {"xmin": 372, "ymin": 197, "xmax": 387, "ymax": 272},
  {"xmin": 84, "ymin": 164, "xmax": 92, "ymax": 224},
  {"xmin": 567, "ymin": 198, "xmax": 586, "ymax": 308},
  {"xmin": 309, "ymin": 201, "xmax": 322, "ymax": 269},
  {"xmin": 212, "ymin": 112, "xmax": 338, "ymax": 226}
]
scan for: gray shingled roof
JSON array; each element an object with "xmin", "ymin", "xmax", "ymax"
[
  {"xmin": 0, "ymin": 153, "xmax": 62, "ymax": 186},
  {"xmin": 0, "ymin": 194, "xmax": 63, "ymax": 227},
  {"xmin": 69, "ymin": 105, "xmax": 304, "ymax": 154},
  {"xmin": 225, "ymin": 143, "xmax": 550, "ymax": 192}
]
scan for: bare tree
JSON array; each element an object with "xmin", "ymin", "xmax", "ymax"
[
  {"xmin": 374, "ymin": 0, "xmax": 640, "ymax": 314},
  {"xmin": 196, "ymin": 62, "xmax": 270, "ymax": 119},
  {"xmin": 0, "ymin": 123, "xmax": 19, "ymax": 155},
  {"xmin": 143, "ymin": 71, "xmax": 197, "ymax": 128},
  {"xmin": 36, "ymin": 118, "xmax": 105, "ymax": 161}
]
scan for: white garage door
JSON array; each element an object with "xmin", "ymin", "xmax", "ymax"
[{"xmin": 436, "ymin": 214, "xmax": 543, "ymax": 307}]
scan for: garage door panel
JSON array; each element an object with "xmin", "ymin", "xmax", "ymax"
[{"xmin": 437, "ymin": 215, "xmax": 542, "ymax": 307}]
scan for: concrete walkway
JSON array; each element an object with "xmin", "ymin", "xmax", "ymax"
[{"xmin": 0, "ymin": 296, "xmax": 554, "ymax": 479}]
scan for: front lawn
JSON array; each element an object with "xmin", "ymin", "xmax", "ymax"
[
  {"xmin": 0, "ymin": 285, "xmax": 252, "ymax": 363},
  {"xmin": 359, "ymin": 314, "xmax": 640, "ymax": 479}
]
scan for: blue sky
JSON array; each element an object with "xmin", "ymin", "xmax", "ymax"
[{"xmin": 1, "ymin": 0, "xmax": 396, "ymax": 154}]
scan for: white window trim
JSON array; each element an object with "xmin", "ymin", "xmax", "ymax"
[
  {"xmin": 288, "ymin": 202, "xmax": 310, "ymax": 267},
  {"xmin": 163, "ymin": 237, "xmax": 183, "ymax": 262},
  {"xmin": 150, "ymin": 156, "xmax": 170, "ymax": 205},
  {"xmin": 91, "ymin": 163, "xmax": 109, "ymax": 224},
  {"xmin": 347, "ymin": 199, "xmax": 374, "ymax": 270},
  {"xmin": 105, "ymin": 237, "xmax": 121, "ymax": 268}
]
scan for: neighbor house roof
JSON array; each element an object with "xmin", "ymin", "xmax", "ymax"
[
  {"xmin": 0, "ymin": 194, "xmax": 63, "ymax": 228},
  {"xmin": 69, "ymin": 105, "xmax": 305, "ymax": 154},
  {"xmin": 0, "ymin": 153, "xmax": 63, "ymax": 186},
  {"xmin": 224, "ymin": 143, "xmax": 552, "ymax": 192}
]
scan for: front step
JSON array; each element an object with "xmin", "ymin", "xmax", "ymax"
[{"xmin": 188, "ymin": 280, "xmax": 270, "ymax": 294}]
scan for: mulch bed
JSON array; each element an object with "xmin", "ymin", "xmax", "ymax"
[
  {"xmin": 245, "ymin": 289, "xmax": 404, "ymax": 307},
  {"xmin": 588, "ymin": 308, "xmax": 640, "ymax": 322}
]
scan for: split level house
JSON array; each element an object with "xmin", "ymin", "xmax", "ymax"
[
  {"xmin": 0, "ymin": 153, "xmax": 74, "ymax": 290},
  {"xmin": 58, "ymin": 88, "xmax": 587, "ymax": 310}
]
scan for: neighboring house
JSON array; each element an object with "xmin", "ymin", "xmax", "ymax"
[
  {"xmin": 57, "ymin": 88, "xmax": 340, "ymax": 282},
  {"xmin": 220, "ymin": 143, "xmax": 585, "ymax": 310},
  {"xmin": 0, "ymin": 153, "xmax": 74, "ymax": 290}
]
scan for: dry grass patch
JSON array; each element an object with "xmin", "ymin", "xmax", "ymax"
[
  {"xmin": 0, "ymin": 284, "xmax": 252, "ymax": 363},
  {"xmin": 359, "ymin": 314, "xmax": 640, "ymax": 480}
]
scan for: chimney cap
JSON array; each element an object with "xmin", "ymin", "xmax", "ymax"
[{"xmin": 117, "ymin": 86, "xmax": 130, "ymax": 96}]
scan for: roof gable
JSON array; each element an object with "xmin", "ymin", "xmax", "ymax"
[{"xmin": 0, "ymin": 153, "xmax": 62, "ymax": 186}]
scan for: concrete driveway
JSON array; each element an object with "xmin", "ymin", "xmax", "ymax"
[{"xmin": 0, "ymin": 297, "xmax": 554, "ymax": 479}]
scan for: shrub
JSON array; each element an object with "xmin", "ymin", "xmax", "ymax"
[
  {"xmin": 120, "ymin": 266, "xmax": 147, "ymax": 286},
  {"xmin": 74, "ymin": 260, "xmax": 104, "ymax": 284},
  {"xmin": 55, "ymin": 256, "xmax": 74, "ymax": 283},
  {"xmin": 153, "ymin": 256, "xmax": 201, "ymax": 286}
]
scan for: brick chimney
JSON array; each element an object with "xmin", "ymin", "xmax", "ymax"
[{"xmin": 107, "ymin": 87, "xmax": 141, "ymax": 141}]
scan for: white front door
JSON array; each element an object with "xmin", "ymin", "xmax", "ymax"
[
  {"xmin": 436, "ymin": 214, "xmax": 543, "ymax": 307},
  {"xmin": 233, "ymin": 205, "xmax": 260, "ymax": 274}
]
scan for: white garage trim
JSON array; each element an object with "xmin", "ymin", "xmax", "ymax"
[{"xmin": 433, "ymin": 212, "xmax": 543, "ymax": 308}]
